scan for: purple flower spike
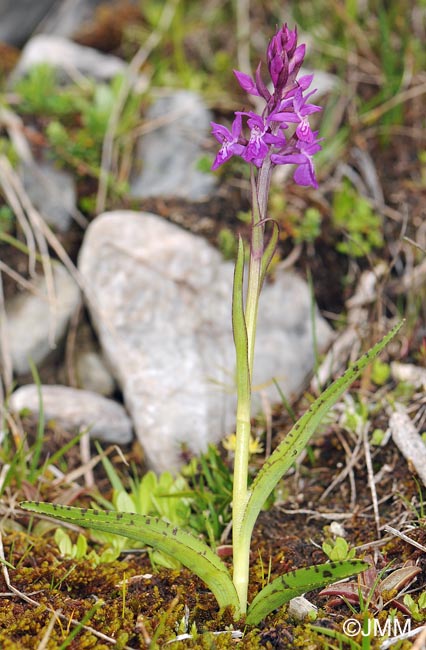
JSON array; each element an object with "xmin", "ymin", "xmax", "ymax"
[
  {"xmin": 267, "ymin": 24, "xmax": 298, "ymax": 87},
  {"xmin": 211, "ymin": 22, "xmax": 323, "ymax": 188}
]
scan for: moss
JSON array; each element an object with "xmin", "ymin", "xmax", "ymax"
[{"xmin": 3, "ymin": 428, "xmax": 426, "ymax": 648}]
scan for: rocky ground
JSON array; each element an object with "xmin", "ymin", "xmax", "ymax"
[{"xmin": 0, "ymin": 0, "xmax": 426, "ymax": 648}]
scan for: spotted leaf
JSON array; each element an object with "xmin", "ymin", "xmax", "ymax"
[
  {"xmin": 240, "ymin": 321, "xmax": 404, "ymax": 552},
  {"xmin": 20, "ymin": 502, "xmax": 239, "ymax": 612},
  {"xmin": 246, "ymin": 559, "xmax": 369, "ymax": 625}
]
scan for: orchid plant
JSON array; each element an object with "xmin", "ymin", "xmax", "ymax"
[{"xmin": 21, "ymin": 24, "xmax": 402, "ymax": 625}]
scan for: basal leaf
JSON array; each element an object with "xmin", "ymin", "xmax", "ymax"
[
  {"xmin": 246, "ymin": 559, "xmax": 369, "ymax": 625},
  {"xmin": 240, "ymin": 321, "xmax": 403, "ymax": 550},
  {"xmin": 21, "ymin": 502, "xmax": 239, "ymax": 612}
]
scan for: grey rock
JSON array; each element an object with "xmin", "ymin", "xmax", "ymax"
[
  {"xmin": 288, "ymin": 596, "xmax": 318, "ymax": 620},
  {"xmin": 303, "ymin": 68, "xmax": 338, "ymax": 97},
  {"xmin": 78, "ymin": 211, "xmax": 333, "ymax": 472},
  {"xmin": 12, "ymin": 34, "xmax": 126, "ymax": 81},
  {"xmin": 130, "ymin": 91, "xmax": 216, "ymax": 201},
  {"xmin": 35, "ymin": 0, "xmax": 133, "ymax": 41},
  {"xmin": 0, "ymin": 0, "xmax": 57, "ymax": 47},
  {"xmin": 21, "ymin": 161, "xmax": 76, "ymax": 232},
  {"xmin": 9, "ymin": 384, "xmax": 133, "ymax": 444},
  {"xmin": 5, "ymin": 262, "xmax": 80, "ymax": 375},
  {"xmin": 76, "ymin": 349, "xmax": 116, "ymax": 397}
]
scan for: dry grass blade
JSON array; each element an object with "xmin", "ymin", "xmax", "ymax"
[
  {"xmin": 393, "ymin": 257, "xmax": 426, "ymax": 294},
  {"xmin": 363, "ymin": 422, "xmax": 381, "ymax": 540},
  {"xmin": 410, "ymin": 625, "xmax": 426, "ymax": 650},
  {"xmin": 320, "ymin": 426, "xmax": 363, "ymax": 504},
  {"xmin": 0, "ymin": 260, "xmax": 45, "ymax": 297},
  {"xmin": 0, "ymin": 156, "xmax": 36, "ymax": 275},
  {"xmin": 96, "ymin": 0, "xmax": 180, "ymax": 213},
  {"xmin": 0, "ymin": 271, "xmax": 12, "ymax": 395},
  {"xmin": 0, "ymin": 106, "xmax": 33, "ymax": 165},
  {"xmin": 390, "ymin": 405, "xmax": 426, "ymax": 487},
  {"xmin": 236, "ymin": 0, "xmax": 251, "ymax": 78},
  {"xmin": 0, "ymin": 156, "xmax": 60, "ymax": 349},
  {"xmin": 0, "ymin": 106, "xmax": 88, "ymax": 228},
  {"xmin": 50, "ymin": 444, "xmax": 122, "ymax": 487},
  {"xmin": 312, "ymin": 266, "xmax": 388, "ymax": 391},
  {"xmin": 36, "ymin": 609, "xmax": 61, "ymax": 650},
  {"xmin": 360, "ymin": 80, "xmax": 426, "ymax": 126},
  {"xmin": 79, "ymin": 426, "xmax": 94, "ymax": 489},
  {"xmin": 382, "ymin": 525, "xmax": 426, "ymax": 554}
]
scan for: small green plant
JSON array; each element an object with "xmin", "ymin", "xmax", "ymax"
[
  {"xmin": 12, "ymin": 65, "xmax": 141, "ymax": 201},
  {"xmin": 0, "ymin": 362, "xmax": 84, "ymax": 496},
  {"xmin": 54, "ymin": 528, "xmax": 88, "ymax": 561},
  {"xmin": 332, "ymin": 180, "xmax": 384, "ymax": 257},
  {"xmin": 22, "ymin": 24, "xmax": 402, "ymax": 626},
  {"xmin": 92, "ymin": 448, "xmax": 192, "ymax": 568},
  {"xmin": 288, "ymin": 206, "xmax": 322, "ymax": 244},
  {"xmin": 54, "ymin": 528, "xmax": 121, "ymax": 565},
  {"xmin": 14, "ymin": 64, "xmax": 83, "ymax": 116},
  {"xmin": 217, "ymin": 227, "xmax": 237, "ymax": 260},
  {"xmin": 370, "ymin": 359, "xmax": 391, "ymax": 386},
  {"xmin": 0, "ymin": 205, "xmax": 14, "ymax": 234},
  {"xmin": 419, "ymin": 150, "xmax": 426, "ymax": 187},
  {"xmin": 322, "ymin": 536, "xmax": 356, "ymax": 562},
  {"xmin": 402, "ymin": 592, "xmax": 426, "ymax": 622},
  {"xmin": 269, "ymin": 190, "xmax": 321, "ymax": 245},
  {"xmin": 182, "ymin": 443, "xmax": 233, "ymax": 545}
]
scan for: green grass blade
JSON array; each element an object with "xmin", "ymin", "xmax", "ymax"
[
  {"xmin": 308, "ymin": 624, "xmax": 362, "ymax": 650},
  {"xmin": 20, "ymin": 501, "xmax": 239, "ymax": 612},
  {"xmin": 94, "ymin": 440, "xmax": 126, "ymax": 493},
  {"xmin": 246, "ymin": 559, "xmax": 369, "ymax": 625},
  {"xmin": 28, "ymin": 359, "xmax": 45, "ymax": 482},
  {"xmin": 0, "ymin": 440, "xmax": 26, "ymax": 494},
  {"xmin": 47, "ymin": 429, "xmax": 88, "ymax": 467},
  {"xmin": 241, "ymin": 321, "xmax": 403, "ymax": 551}
]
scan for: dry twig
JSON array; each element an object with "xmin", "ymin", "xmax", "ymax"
[{"xmin": 362, "ymin": 423, "xmax": 381, "ymax": 539}]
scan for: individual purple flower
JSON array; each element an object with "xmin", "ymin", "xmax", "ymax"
[
  {"xmin": 273, "ymin": 88, "xmax": 321, "ymax": 133},
  {"xmin": 293, "ymin": 87, "xmax": 322, "ymax": 120},
  {"xmin": 240, "ymin": 112, "xmax": 287, "ymax": 167},
  {"xmin": 211, "ymin": 113, "xmax": 245, "ymax": 170},
  {"xmin": 271, "ymin": 133, "xmax": 322, "ymax": 188},
  {"xmin": 242, "ymin": 114, "xmax": 269, "ymax": 165}
]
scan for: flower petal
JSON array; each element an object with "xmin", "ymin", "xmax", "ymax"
[{"xmin": 233, "ymin": 70, "xmax": 260, "ymax": 96}]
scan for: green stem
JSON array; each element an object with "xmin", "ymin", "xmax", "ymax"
[
  {"xmin": 245, "ymin": 159, "xmax": 272, "ymax": 375},
  {"xmin": 231, "ymin": 157, "xmax": 274, "ymax": 615},
  {"xmin": 232, "ymin": 412, "xmax": 252, "ymax": 612},
  {"xmin": 231, "ymin": 236, "xmax": 251, "ymax": 614}
]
